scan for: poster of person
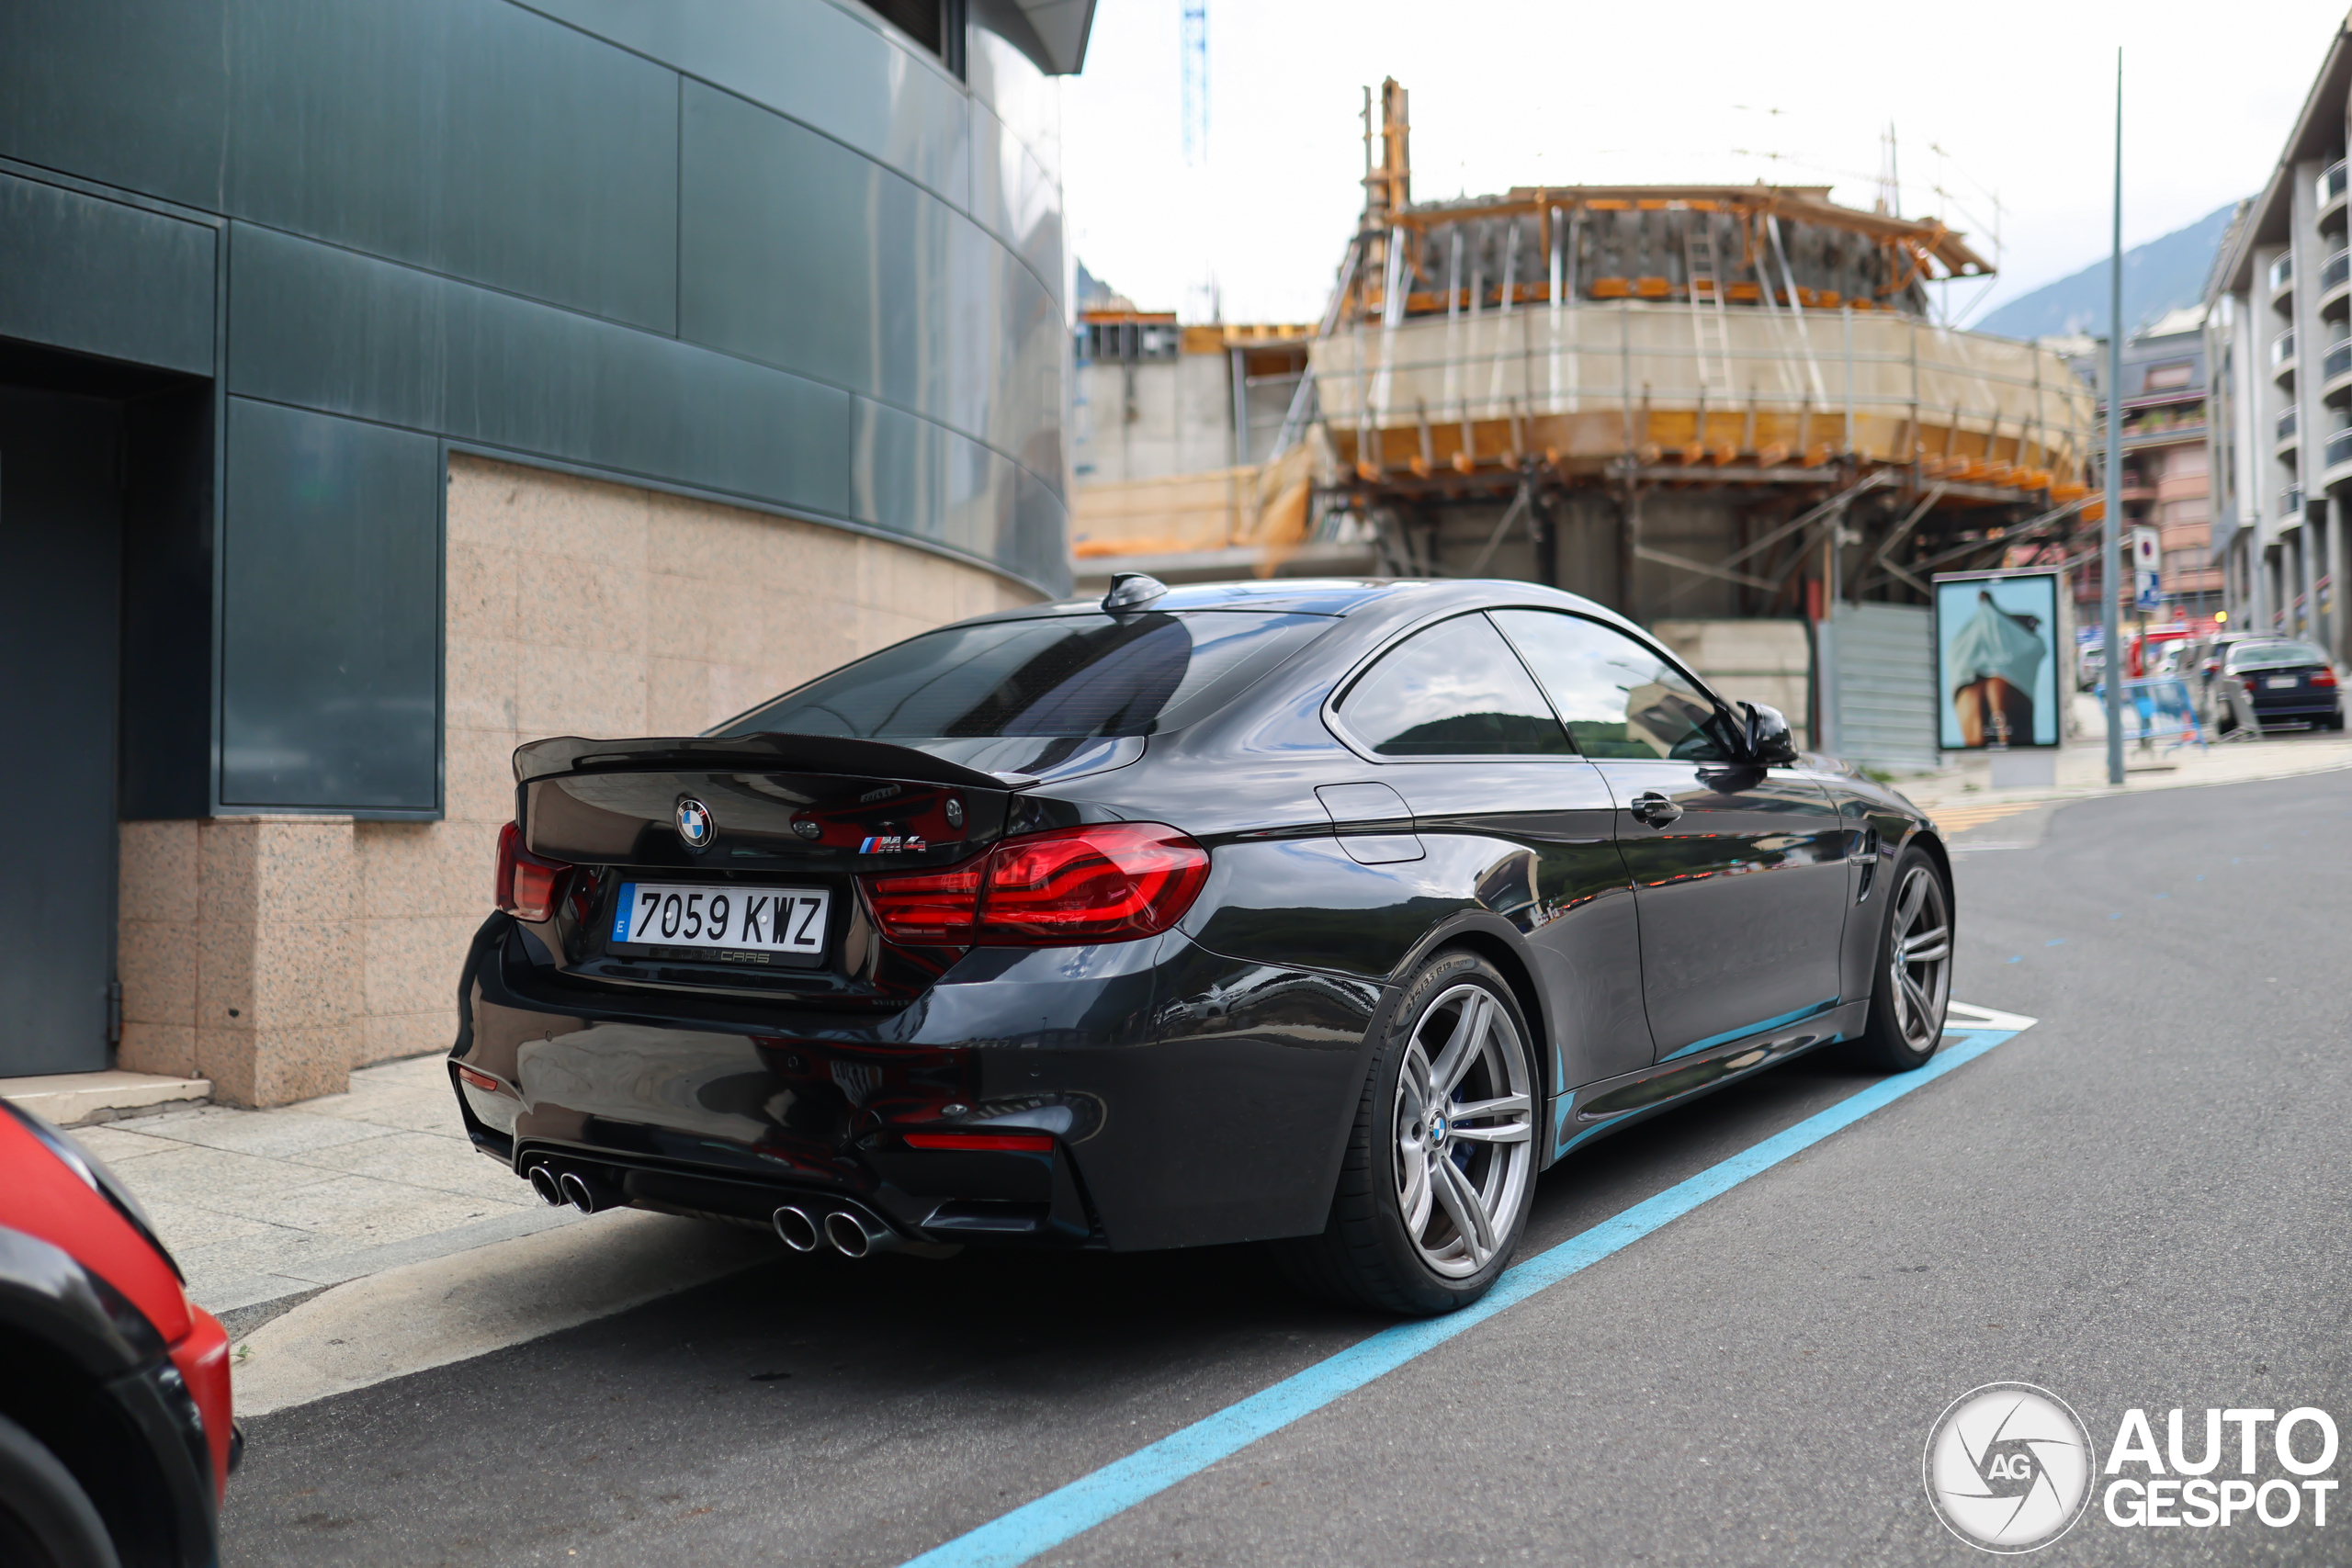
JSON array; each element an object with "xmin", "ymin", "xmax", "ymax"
[{"xmin": 1933, "ymin": 570, "xmax": 2062, "ymax": 750}]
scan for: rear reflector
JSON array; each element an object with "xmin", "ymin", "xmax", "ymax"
[
  {"xmin": 861, "ymin": 822, "xmax": 1209, "ymax": 947},
  {"xmin": 495, "ymin": 820, "xmax": 574, "ymax": 923},
  {"xmin": 903, "ymin": 1131, "xmax": 1056, "ymax": 1153},
  {"xmin": 455, "ymin": 1065, "xmax": 502, "ymax": 1094}
]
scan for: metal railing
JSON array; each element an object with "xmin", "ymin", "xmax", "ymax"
[
  {"xmin": 2330, "ymin": 428, "xmax": 2352, "ymax": 469},
  {"xmin": 2271, "ymin": 253, "xmax": 2296, "ymax": 293},
  {"xmin": 2273, "ymin": 329, "xmax": 2298, "ymax": 367},
  {"xmin": 2328, "ymin": 339, "xmax": 2352, "ymax": 382},
  {"xmin": 2278, "ymin": 405, "xmax": 2299, "ymax": 441},
  {"xmin": 2326, "ymin": 250, "xmax": 2352, "ymax": 293},
  {"xmin": 2324, "ymin": 159, "xmax": 2348, "ymax": 207}
]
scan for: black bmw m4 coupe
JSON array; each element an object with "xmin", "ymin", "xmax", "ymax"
[{"xmin": 451, "ymin": 575, "xmax": 1952, "ymax": 1314}]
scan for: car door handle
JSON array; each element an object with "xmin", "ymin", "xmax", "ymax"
[{"xmin": 1628, "ymin": 792, "xmax": 1682, "ymax": 828}]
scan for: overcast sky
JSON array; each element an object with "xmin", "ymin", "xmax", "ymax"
[{"xmin": 1061, "ymin": 0, "xmax": 2349, "ymax": 327}]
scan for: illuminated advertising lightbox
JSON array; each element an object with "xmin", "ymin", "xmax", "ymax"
[{"xmin": 1933, "ymin": 570, "xmax": 2063, "ymax": 750}]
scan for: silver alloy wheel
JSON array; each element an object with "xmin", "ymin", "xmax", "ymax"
[
  {"xmin": 1392, "ymin": 983, "xmax": 1535, "ymax": 1278},
  {"xmin": 1886, "ymin": 863, "xmax": 1953, "ymax": 1052}
]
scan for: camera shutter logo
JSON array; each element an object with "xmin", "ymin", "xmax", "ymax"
[
  {"xmin": 1924, "ymin": 1382, "xmax": 2094, "ymax": 1552},
  {"xmin": 675, "ymin": 796, "xmax": 715, "ymax": 852}
]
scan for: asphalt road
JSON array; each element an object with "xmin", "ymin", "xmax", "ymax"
[{"xmin": 221, "ymin": 768, "xmax": 2352, "ymax": 1565}]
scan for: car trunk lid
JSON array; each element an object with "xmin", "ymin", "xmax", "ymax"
[{"xmin": 515, "ymin": 734, "xmax": 1019, "ymax": 872}]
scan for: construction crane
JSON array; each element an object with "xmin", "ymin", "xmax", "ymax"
[{"xmin": 1181, "ymin": 2, "xmax": 1207, "ymax": 164}]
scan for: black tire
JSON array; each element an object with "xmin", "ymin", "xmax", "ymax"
[
  {"xmin": 1845, "ymin": 846, "xmax": 1954, "ymax": 1074},
  {"xmin": 0, "ymin": 1415, "xmax": 120, "ymax": 1568},
  {"xmin": 1276, "ymin": 950, "xmax": 1541, "ymax": 1315}
]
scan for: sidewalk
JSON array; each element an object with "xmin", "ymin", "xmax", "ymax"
[
  {"xmin": 74, "ymin": 1055, "xmax": 588, "ymax": 1337},
  {"xmin": 1894, "ymin": 727, "xmax": 2352, "ymax": 822}
]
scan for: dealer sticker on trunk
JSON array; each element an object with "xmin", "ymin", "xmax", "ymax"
[{"xmin": 612, "ymin": 882, "xmax": 829, "ymax": 958}]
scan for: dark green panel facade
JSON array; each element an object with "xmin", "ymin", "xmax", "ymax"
[
  {"xmin": 0, "ymin": 1, "xmax": 232, "ymax": 211},
  {"xmin": 0, "ymin": 171, "xmax": 215, "ymax": 375},
  {"xmin": 0, "ymin": 0, "xmax": 1072, "ymax": 818},
  {"xmin": 227, "ymin": 222, "xmax": 856, "ymax": 523},
  {"xmin": 220, "ymin": 399, "xmax": 442, "ymax": 811},
  {"xmin": 225, "ymin": 0, "xmax": 682, "ymax": 332}
]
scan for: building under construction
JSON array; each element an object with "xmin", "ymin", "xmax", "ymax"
[{"xmin": 1073, "ymin": 83, "xmax": 2099, "ymax": 767}]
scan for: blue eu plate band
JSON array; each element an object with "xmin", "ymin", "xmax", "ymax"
[{"xmin": 899, "ymin": 1012, "xmax": 2035, "ymax": 1568}]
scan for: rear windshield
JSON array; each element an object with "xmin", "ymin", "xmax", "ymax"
[
  {"xmin": 714, "ymin": 611, "xmax": 1330, "ymax": 741},
  {"xmin": 2230, "ymin": 641, "xmax": 2328, "ymax": 670}
]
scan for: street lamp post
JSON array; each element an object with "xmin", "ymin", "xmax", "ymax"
[{"xmin": 2103, "ymin": 50, "xmax": 2126, "ymax": 786}]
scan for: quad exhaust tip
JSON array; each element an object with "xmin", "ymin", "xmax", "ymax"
[
  {"xmin": 822, "ymin": 1208, "xmax": 892, "ymax": 1259},
  {"xmin": 526, "ymin": 1165, "xmax": 563, "ymax": 1206},
  {"xmin": 557, "ymin": 1168, "xmax": 619, "ymax": 1213},
  {"xmin": 771, "ymin": 1205, "xmax": 820, "ymax": 1253}
]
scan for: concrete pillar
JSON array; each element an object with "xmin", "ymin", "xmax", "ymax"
[
  {"xmin": 116, "ymin": 817, "xmax": 360, "ymax": 1107},
  {"xmin": 2298, "ymin": 520, "xmax": 2319, "ymax": 639},
  {"xmin": 2324, "ymin": 491, "xmax": 2342, "ymax": 662}
]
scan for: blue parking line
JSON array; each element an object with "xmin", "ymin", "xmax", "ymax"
[{"xmin": 899, "ymin": 1021, "xmax": 2031, "ymax": 1568}]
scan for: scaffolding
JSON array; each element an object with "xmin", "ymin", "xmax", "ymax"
[{"xmin": 1272, "ymin": 79, "xmax": 2102, "ymax": 636}]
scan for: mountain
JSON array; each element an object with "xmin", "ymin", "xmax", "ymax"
[{"xmin": 1971, "ymin": 202, "xmax": 2240, "ymax": 341}]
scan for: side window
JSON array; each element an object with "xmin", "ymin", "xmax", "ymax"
[
  {"xmin": 1338, "ymin": 615, "xmax": 1571, "ymax": 757},
  {"xmin": 1490, "ymin": 610, "xmax": 1732, "ymax": 761}
]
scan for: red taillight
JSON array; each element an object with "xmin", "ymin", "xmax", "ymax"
[
  {"xmin": 903, "ymin": 1131, "xmax": 1056, "ymax": 1152},
  {"xmin": 861, "ymin": 822, "xmax": 1210, "ymax": 947},
  {"xmin": 494, "ymin": 820, "xmax": 573, "ymax": 923},
  {"xmin": 980, "ymin": 824, "xmax": 1211, "ymax": 942},
  {"xmin": 2313, "ymin": 669, "xmax": 2338, "ymax": 688},
  {"xmin": 2241, "ymin": 675, "xmax": 2260, "ymax": 694},
  {"xmin": 861, "ymin": 858, "xmax": 986, "ymax": 943}
]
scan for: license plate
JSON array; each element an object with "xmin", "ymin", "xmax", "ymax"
[
  {"xmin": 611, "ymin": 882, "xmax": 829, "ymax": 963},
  {"xmin": 2267, "ymin": 677, "xmax": 2301, "ymax": 690}
]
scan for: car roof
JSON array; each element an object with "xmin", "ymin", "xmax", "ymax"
[
  {"xmin": 960, "ymin": 577, "xmax": 1635, "ymax": 628},
  {"xmin": 1000, "ymin": 579, "xmax": 1415, "ymax": 619}
]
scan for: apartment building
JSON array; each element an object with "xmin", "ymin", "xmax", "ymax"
[
  {"xmin": 2117, "ymin": 312, "xmax": 2223, "ymax": 616},
  {"xmin": 2209, "ymin": 15, "xmax": 2352, "ymax": 660}
]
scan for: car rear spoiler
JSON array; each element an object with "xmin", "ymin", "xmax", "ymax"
[{"xmin": 512, "ymin": 733, "xmax": 1012, "ymax": 790}]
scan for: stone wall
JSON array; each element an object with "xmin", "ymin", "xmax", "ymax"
[{"xmin": 118, "ymin": 455, "xmax": 1040, "ymax": 1105}]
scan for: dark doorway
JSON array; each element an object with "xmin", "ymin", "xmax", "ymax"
[{"xmin": 0, "ymin": 384, "xmax": 124, "ymax": 1076}]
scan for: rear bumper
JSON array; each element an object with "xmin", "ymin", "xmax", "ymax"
[
  {"xmin": 2247, "ymin": 694, "xmax": 2341, "ymax": 723},
  {"xmin": 450, "ymin": 918, "xmax": 1388, "ymax": 1252}
]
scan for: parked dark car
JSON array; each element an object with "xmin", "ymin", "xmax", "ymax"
[
  {"xmin": 449, "ymin": 578, "xmax": 1951, "ymax": 1314},
  {"xmin": 2215, "ymin": 638, "xmax": 2344, "ymax": 732},
  {"xmin": 0, "ymin": 1103, "xmax": 236, "ymax": 1568}
]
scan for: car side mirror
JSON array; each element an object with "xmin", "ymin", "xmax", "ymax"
[{"xmin": 1742, "ymin": 702, "xmax": 1799, "ymax": 767}]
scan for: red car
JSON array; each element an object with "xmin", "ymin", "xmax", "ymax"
[{"xmin": 0, "ymin": 1102, "xmax": 236, "ymax": 1567}]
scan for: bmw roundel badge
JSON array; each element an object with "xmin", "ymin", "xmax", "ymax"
[{"xmin": 674, "ymin": 796, "xmax": 715, "ymax": 852}]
